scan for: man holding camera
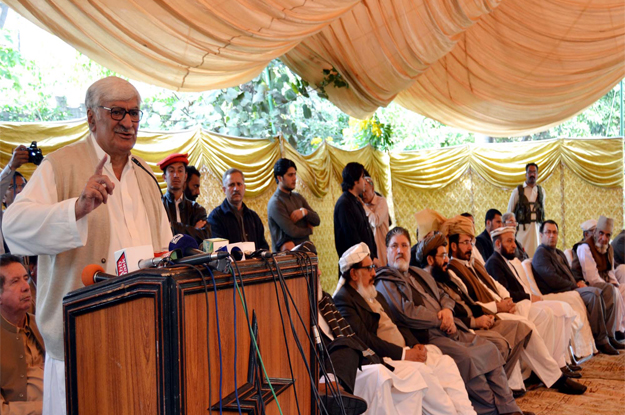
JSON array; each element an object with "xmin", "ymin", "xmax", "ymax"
[
  {"xmin": 1, "ymin": 146, "xmax": 29, "ymax": 254},
  {"xmin": 3, "ymin": 76, "xmax": 172, "ymax": 415}
]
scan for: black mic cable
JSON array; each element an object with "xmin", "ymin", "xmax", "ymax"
[{"xmin": 131, "ymin": 156, "xmax": 163, "ymax": 196}]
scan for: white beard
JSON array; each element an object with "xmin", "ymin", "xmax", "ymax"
[
  {"xmin": 394, "ymin": 257, "xmax": 410, "ymax": 272},
  {"xmin": 356, "ymin": 280, "xmax": 378, "ymax": 302},
  {"xmin": 595, "ymin": 241, "xmax": 609, "ymax": 254}
]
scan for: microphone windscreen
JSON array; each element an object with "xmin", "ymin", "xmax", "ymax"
[
  {"xmin": 169, "ymin": 234, "xmax": 199, "ymax": 255},
  {"xmin": 230, "ymin": 246, "xmax": 244, "ymax": 261},
  {"xmin": 82, "ymin": 264, "xmax": 105, "ymax": 286}
]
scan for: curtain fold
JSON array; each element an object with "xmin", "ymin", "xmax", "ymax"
[{"xmin": 5, "ymin": 0, "xmax": 624, "ymax": 136}]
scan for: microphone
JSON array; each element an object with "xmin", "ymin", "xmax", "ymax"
[
  {"xmin": 171, "ymin": 250, "xmax": 230, "ymax": 266},
  {"xmin": 81, "ymin": 264, "xmax": 115, "ymax": 286},
  {"xmin": 169, "ymin": 234, "xmax": 204, "ymax": 257},
  {"xmin": 243, "ymin": 249, "xmax": 275, "ymax": 259},
  {"xmin": 137, "ymin": 250, "xmax": 175, "ymax": 269}
]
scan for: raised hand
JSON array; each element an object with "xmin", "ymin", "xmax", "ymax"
[{"xmin": 75, "ymin": 156, "xmax": 115, "ymax": 220}]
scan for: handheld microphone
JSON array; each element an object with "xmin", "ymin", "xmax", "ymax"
[
  {"xmin": 243, "ymin": 249, "xmax": 274, "ymax": 259},
  {"xmin": 172, "ymin": 250, "xmax": 230, "ymax": 266},
  {"xmin": 137, "ymin": 250, "xmax": 175, "ymax": 269},
  {"xmin": 81, "ymin": 264, "xmax": 115, "ymax": 286}
]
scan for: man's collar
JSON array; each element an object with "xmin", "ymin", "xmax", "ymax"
[
  {"xmin": 223, "ymin": 198, "xmax": 245, "ymax": 213},
  {"xmin": 452, "ymin": 257, "xmax": 470, "ymax": 267},
  {"xmin": 88, "ymin": 133, "xmax": 131, "ymax": 171}
]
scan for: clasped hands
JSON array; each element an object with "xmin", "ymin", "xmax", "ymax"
[{"xmin": 438, "ymin": 308, "xmax": 456, "ymax": 335}]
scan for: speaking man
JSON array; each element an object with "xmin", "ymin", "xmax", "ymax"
[{"xmin": 3, "ymin": 77, "xmax": 173, "ymax": 415}]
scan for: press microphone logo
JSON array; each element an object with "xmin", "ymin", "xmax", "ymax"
[
  {"xmin": 171, "ymin": 234, "xmax": 185, "ymax": 245},
  {"xmin": 116, "ymin": 252, "xmax": 129, "ymax": 276}
]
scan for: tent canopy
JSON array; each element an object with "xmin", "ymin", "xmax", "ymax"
[{"xmin": 4, "ymin": 0, "xmax": 624, "ymax": 136}]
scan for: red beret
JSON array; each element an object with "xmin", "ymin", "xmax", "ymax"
[{"xmin": 157, "ymin": 153, "xmax": 189, "ymax": 171}]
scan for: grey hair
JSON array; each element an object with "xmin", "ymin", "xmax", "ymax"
[
  {"xmin": 85, "ymin": 76, "xmax": 141, "ymax": 111},
  {"xmin": 502, "ymin": 212, "xmax": 516, "ymax": 223},
  {"xmin": 222, "ymin": 168, "xmax": 245, "ymax": 186},
  {"xmin": 385, "ymin": 226, "xmax": 411, "ymax": 247}
]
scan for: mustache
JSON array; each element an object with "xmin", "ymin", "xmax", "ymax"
[{"xmin": 114, "ymin": 127, "xmax": 134, "ymax": 134}]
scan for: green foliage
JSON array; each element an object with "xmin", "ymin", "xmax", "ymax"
[
  {"xmin": 343, "ymin": 114, "xmax": 395, "ymax": 151},
  {"xmin": 316, "ymin": 67, "xmax": 349, "ymax": 100}
]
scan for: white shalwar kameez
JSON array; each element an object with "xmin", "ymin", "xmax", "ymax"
[
  {"xmin": 354, "ymin": 345, "xmax": 476, "ymax": 415},
  {"xmin": 449, "ymin": 261, "xmax": 572, "ymax": 388}
]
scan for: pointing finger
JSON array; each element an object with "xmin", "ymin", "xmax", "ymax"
[{"xmin": 95, "ymin": 155, "xmax": 108, "ymax": 175}]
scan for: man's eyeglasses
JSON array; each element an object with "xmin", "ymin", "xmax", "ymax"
[
  {"xmin": 353, "ymin": 264, "xmax": 376, "ymax": 271},
  {"xmin": 458, "ymin": 240, "xmax": 475, "ymax": 247},
  {"xmin": 435, "ymin": 253, "xmax": 449, "ymax": 259},
  {"xmin": 99, "ymin": 106, "xmax": 143, "ymax": 122}
]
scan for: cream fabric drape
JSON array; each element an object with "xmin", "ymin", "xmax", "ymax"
[{"xmin": 4, "ymin": 0, "xmax": 624, "ymax": 136}]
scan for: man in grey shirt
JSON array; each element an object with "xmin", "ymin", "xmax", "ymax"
[{"xmin": 267, "ymin": 158, "xmax": 320, "ymax": 251}]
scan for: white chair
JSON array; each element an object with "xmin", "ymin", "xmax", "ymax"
[
  {"xmin": 564, "ymin": 248, "xmax": 574, "ymax": 268},
  {"xmin": 521, "ymin": 259, "xmax": 543, "ymax": 296}
]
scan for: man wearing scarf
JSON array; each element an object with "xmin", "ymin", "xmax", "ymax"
[
  {"xmin": 374, "ymin": 228, "xmax": 529, "ymax": 415},
  {"xmin": 532, "ymin": 220, "xmax": 622, "ymax": 355},
  {"xmin": 443, "ymin": 216, "xmax": 586, "ymax": 395},
  {"xmin": 575, "ymin": 216, "xmax": 625, "ymax": 339},
  {"xmin": 413, "ymin": 232, "xmax": 533, "ymax": 393},
  {"xmin": 334, "ymin": 242, "xmax": 477, "ymax": 415}
]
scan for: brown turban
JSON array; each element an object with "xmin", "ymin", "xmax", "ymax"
[
  {"xmin": 441, "ymin": 215, "xmax": 475, "ymax": 238},
  {"xmin": 414, "ymin": 232, "xmax": 447, "ymax": 265}
]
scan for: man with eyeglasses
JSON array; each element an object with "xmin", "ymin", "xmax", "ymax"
[
  {"xmin": 444, "ymin": 216, "xmax": 586, "ymax": 396},
  {"xmin": 532, "ymin": 220, "xmax": 622, "ymax": 355},
  {"xmin": 374, "ymin": 227, "xmax": 530, "ymax": 415},
  {"xmin": 3, "ymin": 76, "xmax": 173, "ymax": 415},
  {"xmin": 333, "ymin": 242, "xmax": 478, "ymax": 415}
]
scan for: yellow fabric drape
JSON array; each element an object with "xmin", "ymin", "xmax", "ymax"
[
  {"xmin": 0, "ymin": 121, "xmax": 622, "ymax": 292},
  {"xmin": 5, "ymin": 0, "xmax": 624, "ymax": 137}
]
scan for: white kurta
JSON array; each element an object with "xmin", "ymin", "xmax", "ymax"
[
  {"xmin": 449, "ymin": 261, "xmax": 569, "ymax": 388},
  {"xmin": 511, "ymin": 258, "xmax": 596, "ymax": 358},
  {"xmin": 507, "ymin": 183, "xmax": 544, "ymax": 257},
  {"xmin": 576, "ymin": 244, "xmax": 625, "ymax": 331},
  {"xmin": 364, "ymin": 194, "xmax": 390, "ymax": 266},
  {"xmin": 355, "ymin": 346, "xmax": 476, "ymax": 415},
  {"xmin": 3, "ymin": 134, "xmax": 172, "ymax": 415}
]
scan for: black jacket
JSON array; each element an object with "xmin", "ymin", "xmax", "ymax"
[
  {"xmin": 207, "ymin": 198, "xmax": 269, "ymax": 250},
  {"xmin": 333, "ymin": 191, "xmax": 377, "ymax": 259},
  {"xmin": 531, "ymin": 244, "xmax": 579, "ymax": 294},
  {"xmin": 475, "ymin": 229, "xmax": 494, "ymax": 262},
  {"xmin": 333, "ymin": 283, "xmax": 418, "ymax": 361},
  {"xmin": 162, "ymin": 192, "xmax": 211, "ymax": 244},
  {"xmin": 485, "ymin": 251, "xmax": 530, "ymax": 302}
]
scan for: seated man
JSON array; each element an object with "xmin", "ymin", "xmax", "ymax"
[
  {"xmin": 613, "ymin": 229, "xmax": 625, "ymax": 289},
  {"xmin": 443, "ymin": 218, "xmax": 585, "ymax": 395},
  {"xmin": 413, "ymin": 232, "xmax": 533, "ymax": 392},
  {"xmin": 484, "ymin": 227, "xmax": 586, "ymax": 376},
  {"xmin": 334, "ymin": 243, "xmax": 477, "ymax": 415},
  {"xmin": 1, "ymin": 254, "xmax": 45, "ymax": 414},
  {"xmin": 501, "ymin": 213, "xmax": 529, "ymax": 261},
  {"xmin": 158, "ymin": 153, "xmax": 211, "ymax": 244},
  {"xmin": 532, "ymin": 220, "xmax": 622, "ymax": 355},
  {"xmin": 373, "ymin": 228, "xmax": 528, "ymax": 415},
  {"xmin": 267, "ymin": 158, "xmax": 320, "ymax": 252},
  {"xmin": 208, "ymin": 168, "xmax": 269, "ymax": 250},
  {"xmin": 184, "ymin": 165, "xmax": 201, "ymax": 202},
  {"xmin": 475, "ymin": 209, "xmax": 502, "ymax": 262},
  {"xmin": 574, "ymin": 216, "xmax": 625, "ymax": 339}
]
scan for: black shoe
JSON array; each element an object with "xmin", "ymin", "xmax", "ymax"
[
  {"xmin": 320, "ymin": 390, "xmax": 368, "ymax": 415},
  {"xmin": 512, "ymin": 388, "xmax": 526, "ymax": 398},
  {"xmin": 567, "ymin": 363, "xmax": 582, "ymax": 372},
  {"xmin": 598, "ymin": 342, "xmax": 620, "ymax": 355},
  {"xmin": 561, "ymin": 366, "xmax": 582, "ymax": 379},
  {"xmin": 553, "ymin": 376, "xmax": 587, "ymax": 395},
  {"xmin": 609, "ymin": 337, "xmax": 625, "ymax": 349},
  {"xmin": 616, "ymin": 331, "xmax": 625, "ymax": 341}
]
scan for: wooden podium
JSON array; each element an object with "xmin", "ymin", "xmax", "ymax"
[{"xmin": 63, "ymin": 255, "xmax": 318, "ymax": 414}]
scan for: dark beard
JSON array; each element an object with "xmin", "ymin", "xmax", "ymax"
[
  {"xmin": 502, "ymin": 249, "xmax": 516, "ymax": 260},
  {"xmin": 184, "ymin": 189, "xmax": 198, "ymax": 201},
  {"xmin": 432, "ymin": 264, "xmax": 451, "ymax": 284}
]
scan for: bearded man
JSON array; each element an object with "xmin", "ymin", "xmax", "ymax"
[
  {"xmin": 443, "ymin": 216, "xmax": 586, "ymax": 395},
  {"xmin": 374, "ymin": 227, "xmax": 530, "ymax": 415},
  {"xmin": 413, "ymin": 232, "xmax": 533, "ymax": 394},
  {"xmin": 574, "ymin": 216, "xmax": 625, "ymax": 339},
  {"xmin": 333, "ymin": 242, "xmax": 477, "ymax": 415}
]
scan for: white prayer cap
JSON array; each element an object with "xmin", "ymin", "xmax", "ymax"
[
  {"xmin": 339, "ymin": 242, "xmax": 370, "ymax": 274},
  {"xmin": 490, "ymin": 226, "xmax": 516, "ymax": 239},
  {"xmin": 580, "ymin": 219, "xmax": 597, "ymax": 232}
]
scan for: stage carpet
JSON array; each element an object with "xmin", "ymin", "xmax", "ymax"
[{"xmin": 517, "ymin": 353, "xmax": 625, "ymax": 415}]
